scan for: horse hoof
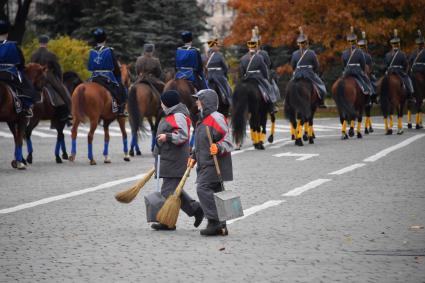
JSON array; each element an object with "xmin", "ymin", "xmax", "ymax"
[
  {"xmin": 129, "ymin": 149, "xmax": 134, "ymax": 157},
  {"xmin": 309, "ymin": 137, "xmax": 314, "ymax": 144},
  {"xmin": 348, "ymin": 128, "xmax": 355, "ymax": 137},
  {"xmin": 62, "ymin": 152, "xmax": 69, "ymax": 160},
  {"xmin": 136, "ymin": 150, "xmax": 142, "ymax": 156},
  {"xmin": 312, "ymin": 133, "xmax": 316, "ymax": 139},
  {"xmin": 416, "ymin": 124, "xmax": 423, "ymax": 130},
  {"xmin": 267, "ymin": 135, "xmax": 274, "ymax": 143},
  {"xmin": 90, "ymin": 159, "xmax": 97, "ymax": 165},
  {"xmin": 386, "ymin": 129, "xmax": 393, "ymax": 135},
  {"xmin": 257, "ymin": 143, "xmax": 265, "ymax": 150},
  {"xmin": 408, "ymin": 123, "xmax": 412, "ymax": 129},
  {"xmin": 291, "ymin": 134, "xmax": 295, "ymax": 140},
  {"xmin": 357, "ymin": 132, "xmax": 362, "ymax": 139},
  {"xmin": 123, "ymin": 154, "xmax": 130, "ymax": 162},
  {"xmin": 55, "ymin": 155, "xmax": 63, "ymax": 163},
  {"xmin": 364, "ymin": 128, "xmax": 369, "ymax": 135},
  {"xmin": 17, "ymin": 162, "xmax": 26, "ymax": 170},
  {"xmin": 26, "ymin": 153, "xmax": 33, "ymax": 164},
  {"xmin": 295, "ymin": 138, "xmax": 304, "ymax": 146},
  {"xmin": 397, "ymin": 129, "xmax": 404, "ymax": 135},
  {"xmin": 341, "ymin": 134, "xmax": 348, "ymax": 140},
  {"xmin": 11, "ymin": 160, "xmax": 17, "ymax": 169},
  {"xmin": 369, "ymin": 127, "xmax": 374, "ymax": 133},
  {"xmin": 302, "ymin": 134, "xmax": 308, "ymax": 142},
  {"xmin": 104, "ymin": 156, "xmax": 111, "ymax": 164},
  {"xmin": 22, "ymin": 158, "xmax": 27, "ymax": 166},
  {"xmin": 69, "ymin": 154, "xmax": 75, "ymax": 162}
]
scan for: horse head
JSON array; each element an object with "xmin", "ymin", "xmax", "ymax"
[
  {"xmin": 120, "ymin": 63, "xmax": 131, "ymax": 89},
  {"xmin": 25, "ymin": 63, "xmax": 47, "ymax": 91}
]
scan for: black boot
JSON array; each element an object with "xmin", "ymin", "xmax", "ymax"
[
  {"xmin": 407, "ymin": 93, "xmax": 416, "ymax": 104},
  {"xmin": 22, "ymin": 107, "xmax": 33, "ymax": 118},
  {"xmin": 269, "ymin": 103, "xmax": 277, "ymax": 114},
  {"xmin": 151, "ymin": 223, "xmax": 176, "ymax": 231},
  {"xmin": 117, "ymin": 103, "xmax": 128, "ymax": 117},
  {"xmin": 318, "ymin": 96, "xmax": 326, "ymax": 108},
  {"xmin": 200, "ymin": 219, "xmax": 228, "ymax": 236},
  {"xmin": 365, "ymin": 95, "xmax": 371, "ymax": 106},
  {"xmin": 193, "ymin": 207, "xmax": 204, "ymax": 228},
  {"xmin": 371, "ymin": 94, "xmax": 377, "ymax": 104}
]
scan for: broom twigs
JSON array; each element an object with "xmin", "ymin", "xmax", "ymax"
[{"xmin": 114, "ymin": 167, "xmax": 155, "ymax": 203}]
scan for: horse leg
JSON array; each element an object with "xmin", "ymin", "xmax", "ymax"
[
  {"xmin": 407, "ymin": 109, "xmax": 413, "ymax": 129},
  {"xmin": 8, "ymin": 122, "xmax": 24, "ymax": 169},
  {"xmin": 69, "ymin": 120, "xmax": 80, "ymax": 161},
  {"xmin": 302, "ymin": 121, "xmax": 309, "ymax": 141},
  {"xmin": 118, "ymin": 116, "xmax": 130, "ymax": 162},
  {"xmin": 364, "ymin": 105, "xmax": 370, "ymax": 134},
  {"xmin": 267, "ymin": 112, "xmax": 275, "ymax": 143},
  {"xmin": 357, "ymin": 116, "xmax": 363, "ymax": 139},
  {"xmin": 308, "ymin": 117, "xmax": 314, "ymax": 144},
  {"xmin": 415, "ymin": 99, "xmax": 423, "ymax": 129},
  {"xmin": 258, "ymin": 112, "xmax": 267, "ymax": 150},
  {"xmin": 341, "ymin": 117, "xmax": 348, "ymax": 140},
  {"xmin": 87, "ymin": 120, "xmax": 97, "ymax": 165},
  {"xmin": 57, "ymin": 122, "xmax": 68, "ymax": 160},
  {"xmin": 348, "ymin": 120, "xmax": 355, "ymax": 137},
  {"xmin": 295, "ymin": 118, "xmax": 304, "ymax": 146},
  {"xmin": 24, "ymin": 120, "xmax": 38, "ymax": 164},
  {"xmin": 397, "ymin": 102, "xmax": 404, "ymax": 135},
  {"xmin": 103, "ymin": 120, "xmax": 112, "ymax": 163}
]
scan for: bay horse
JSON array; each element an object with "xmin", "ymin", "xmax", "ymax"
[
  {"xmin": 128, "ymin": 80, "xmax": 163, "ymax": 155},
  {"xmin": 69, "ymin": 82, "xmax": 130, "ymax": 165},
  {"xmin": 408, "ymin": 71, "xmax": 424, "ymax": 129},
  {"xmin": 231, "ymin": 78, "xmax": 276, "ymax": 150},
  {"xmin": 0, "ymin": 63, "xmax": 46, "ymax": 169},
  {"xmin": 284, "ymin": 78, "xmax": 319, "ymax": 146},
  {"xmin": 378, "ymin": 73, "xmax": 406, "ymax": 135},
  {"xmin": 331, "ymin": 76, "xmax": 365, "ymax": 139}
]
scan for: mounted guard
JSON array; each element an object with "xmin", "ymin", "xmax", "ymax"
[
  {"xmin": 384, "ymin": 29, "xmax": 415, "ymax": 103},
  {"xmin": 87, "ymin": 28, "xmax": 128, "ymax": 116},
  {"xmin": 341, "ymin": 26, "xmax": 373, "ymax": 105},
  {"xmin": 175, "ymin": 31, "xmax": 208, "ymax": 91},
  {"xmin": 0, "ymin": 20, "xmax": 37, "ymax": 118},
  {"xmin": 135, "ymin": 43, "xmax": 164, "ymax": 93},
  {"xmin": 30, "ymin": 35, "xmax": 72, "ymax": 124},
  {"xmin": 290, "ymin": 27, "xmax": 327, "ymax": 107},
  {"xmin": 205, "ymin": 37, "xmax": 232, "ymax": 106}
]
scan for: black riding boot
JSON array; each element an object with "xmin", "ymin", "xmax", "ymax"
[
  {"xmin": 200, "ymin": 219, "xmax": 228, "ymax": 236},
  {"xmin": 117, "ymin": 103, "xmax": 128, "ymax": 117},
  {"xmin": 365, "ymin": 95, "xmax": 371, "ymax": 106},
  {"xmin": 269, "ymin": 102, "xmax": 277, "ymax": 114}
]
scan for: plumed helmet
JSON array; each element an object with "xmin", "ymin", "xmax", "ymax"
[
  {"xmin": 0, "ymin": 19, "xmax": 10, "ymax": 35},
  {"xmin": 390, "ymin": 29, "xmax": 400, "ymax": 45},
  {"xmin": 297, "ymin": 26, "xmax": 308, "ymax": 44},
  {"xmin": 93, "ymin": 28, "xmax": 107, "ymax": 43},
  {"xmin": 415, "ymin": 29, "xmax": 424, "ymax": 45},
  {"xmin": 181, "ymin": 31, "xmax": 193, "ymax": 43},
  {"xmin": 207, "ymin": 38, "xmax": 218, "ymax": 48},
  {"xmin": 357, "ymin": 31, "xmax": 367, "ymax": 47},
  {"xmin": 346, "ymin": 26, "xmax": 357, "ymax": 43}
]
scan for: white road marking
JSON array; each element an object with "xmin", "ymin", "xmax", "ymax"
[
  {"xmin": 0, "ymin": 130, "xmax": 13, "ymax": 138},
  {"xmin": 30, "ymin": 130, "xmax": 57, "ymax": 138},
  {"xmin": 79, "ymin": 127, "xmax": 122, "ymax": 137},
  {"xmin": 273, "ymin": 152, "xmax": 319, "ymax": 161},
  {"xmin": 282, "ymin": 179, "xmax": 332, "ymax": 197},
  {"xmin": 0, "ymin": 174, "xmax": 145, "ymax": 214},
  {"xmin": 227, "ymin": 200, "xmax": 285, "ymax": 224},
  {"xmin": 231, "ymin": 138, "xmax": 290, "ymax": 155},
  {"xmin": 328, "ymin": 163, "xmax": 366, "ymax": 175},
  {"xmin": 363, "ymin": 134, "xmax": 425, "ymax": 162},
  {"xmin": 63, "ymin": 129, "xmax": 87, "ymax": 137}
]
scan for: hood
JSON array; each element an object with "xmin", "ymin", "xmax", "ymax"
[
  {"xmin": 164, "ymin": 102, "xmax": 190, "ymax": 116},
  {"xmin": 195, "ymin": 89, "xmax": 218, "ymax": 117}
]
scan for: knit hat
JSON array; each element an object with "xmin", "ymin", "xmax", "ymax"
[{"xmin": 161, "ymin": 90, "xmax": 181, "ymax": 108}]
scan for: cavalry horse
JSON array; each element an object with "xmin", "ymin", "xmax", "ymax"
[
  {"xmin": 378, "ymin": 73, "xmax": 407, "ymax": 135},
  {"xmin": 0, "ymin": 63, "xmax": 46, "ymax": 169},
  {"xmin": 207, "ymin": 79, "xmax": 231, "ymax": 118},
  {"xmin": 128, "ymin": 78, "xmax": 163, "ymax": 155},
  {"xmin": 407, "ymin": 71, "xmax": 424, "ymax": 129},
  {"xmin": 231, "ymin": 78, "xmax": 276, "ymax": 150},
  {"xmin": 63, "ymin": 71, "xmax": 83, "ymax": 94},
  {"xmin": 69, "ymin": 65, "xmax": 131, "ymax": 165},
  {"xmin": 284, "ymin": 78, "xmax": 319, "ymax": 146},
  {"xmin": 363, "ymin": 65, "xmax": 375, "ymax": 134}
]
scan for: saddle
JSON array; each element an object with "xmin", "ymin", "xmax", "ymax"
[
  {"xmin": 4, "ymin": 85, "xmax": 23, "ymax": 114},
  {"xmin": 42, "ymin": 84, "xmax": 65, "ymax": 107}
]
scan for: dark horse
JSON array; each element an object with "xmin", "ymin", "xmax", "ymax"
[
  {"xmin": 127, "ymin": 80, "xmax": 163, "ymax": 155},
  {"xmin": 408, "ymin": 71, "xmax": 424, "ymax": 129},
  {"xmin": 63, "ymin": 71, "xmax": 83, "ymax": 94},
  {"xmin": 0, "ymin": 63, "xmax": 46, "ymax": 169},
  {"xmin": 231, "ymin": 78, "xmax": 276, "ymax": 150},
  {"xmin": 284, "ymin": 78, "xmax": 319, "ymax": 146},
  {"xmin": 332, "ymin": 76, "xmax": 366, "ymax": 139},
  {"xmin": 378, "ymin": 73, "xmax": 407, "ymax": 135},
  {"xmin": 207, "ymin": 79, "xmax": 231, "ymax": 118}
]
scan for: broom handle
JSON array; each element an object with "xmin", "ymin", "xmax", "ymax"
[
  {"xmin": 206, "ymin": 126, "xmax": 223, "ymax": 182},
  {"xmin": 137, "ymin": 167, "xmax": 155, "ymax": 187},
  {"xmin": 174, "ymin": 165, "xmax": 193, "ymax": 197}
]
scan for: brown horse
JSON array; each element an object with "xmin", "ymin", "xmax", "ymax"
[
  {"xmin": 408, "ymin": 71, "xmax": 424, "ymax": 129},
  {"xmin": 378, "ymin": 74, "xmax": 406, "ymax": 135},
  {"xmin": 128, "ymin": 80, "xmax": 163, "ymax": 155},
  {"xmin": 331, "ymin": 76, "xmax": 365, "ymax": 139},
  {"xmin": 69, "ymin": 82, "xmax": 130, "ymax": 165},
  {"xmin": 63, "ymin": 71, "xmax": 83, "ymax": 94},
  {"xmin": 0, "ymin": 63, "xmax": 46, "ymax": 169},
  {"xmin": 207, "ymin": 79, "xmax": 231, "ymax": 118},
  {"xmin": 120, "ymin": 63, "xmax": 131, "ymax": 89},
  {"xmin": 284, "ymin": 78, "xmax": 319, "ymax": 146}
]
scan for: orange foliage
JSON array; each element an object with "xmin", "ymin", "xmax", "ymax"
[{"xmin": 226, "ymin": 0, "xmax": 425, "ymax": 68}]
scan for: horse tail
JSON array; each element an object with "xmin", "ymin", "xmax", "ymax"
[
  {"xmin": 285, "ymin": 80, "xmax": 311, "ymax": 121},
  {"xmin": 231, "ymin": 81, "xmax": 251, "ymax": 145},
  {"xmin": 72, "ymin": 85, "xmax": 86, "ymax": 123},
  {"xmin": 334, "ymin": 79, "xmax": 356, "ymax": 120},
  {"xmin": 128, "ymin": 85, "xmax": 147, "ymax": 136},
  {"xmin": 380, "ymin": 75, "xmax": 391, "ymax": 116}
]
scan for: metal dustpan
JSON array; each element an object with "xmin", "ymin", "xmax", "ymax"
[{"xmin": 144, "ymin": 153, "xmax": 165, "ymax": 222}]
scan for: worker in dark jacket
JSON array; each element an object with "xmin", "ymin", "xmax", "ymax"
[
  {"xmin": 189, "ymin": 89, "xmax": 234, "ymax": 236},
  {"xmin": 152, "ymin": 90, "xmax": 204, "ymax": 231}
]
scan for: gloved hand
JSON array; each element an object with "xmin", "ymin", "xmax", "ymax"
[
  {"xmin": 187, "ymin": 157, "xmax": 196, "ymax": 167},
  {"xmin": 210, "ymin": 143, "xmax": 219, "ymax": 155}
]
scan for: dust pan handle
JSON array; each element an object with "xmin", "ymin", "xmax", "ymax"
[{"xmin": 206, "ymin": 126, "xmax": 224, "ymax": 187}]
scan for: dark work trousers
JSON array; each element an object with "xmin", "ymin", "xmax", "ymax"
[
  {"xmin": 161, "ymin": 177, "xmax": 200, "ymax": 217},
  {"xmin": 196, "ymin": 182, "xmax": 222, "ymax": 221}
]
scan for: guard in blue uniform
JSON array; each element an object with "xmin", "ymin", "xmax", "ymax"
[
  {"xmin": 175, "ymin": 31, "xmax": 208, "ymax": 91},
  {"xmin": 384, "ymin": 29, "xmax": 415, "ymax": 102},
  {"xmin": 409, "ymin": 30, "xmax": 425, "ymax": 80},
  {"xmin": 290, "ymin": 27, "xmax": 327, "ymax": 106},
  {"xmin": 357, "ymin": 31, "xmax": 378, "ymax": 103},
  {"xmin": 341, "ymin": 27, "xmax": 373, "ymax": 102},
  {"xmin": 205, "ymin": 38, "xmax": 232, "ymax": 105},
  {"xmin": 87, "ymin": 28, "xmax": 127, "ymax": 116}
]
